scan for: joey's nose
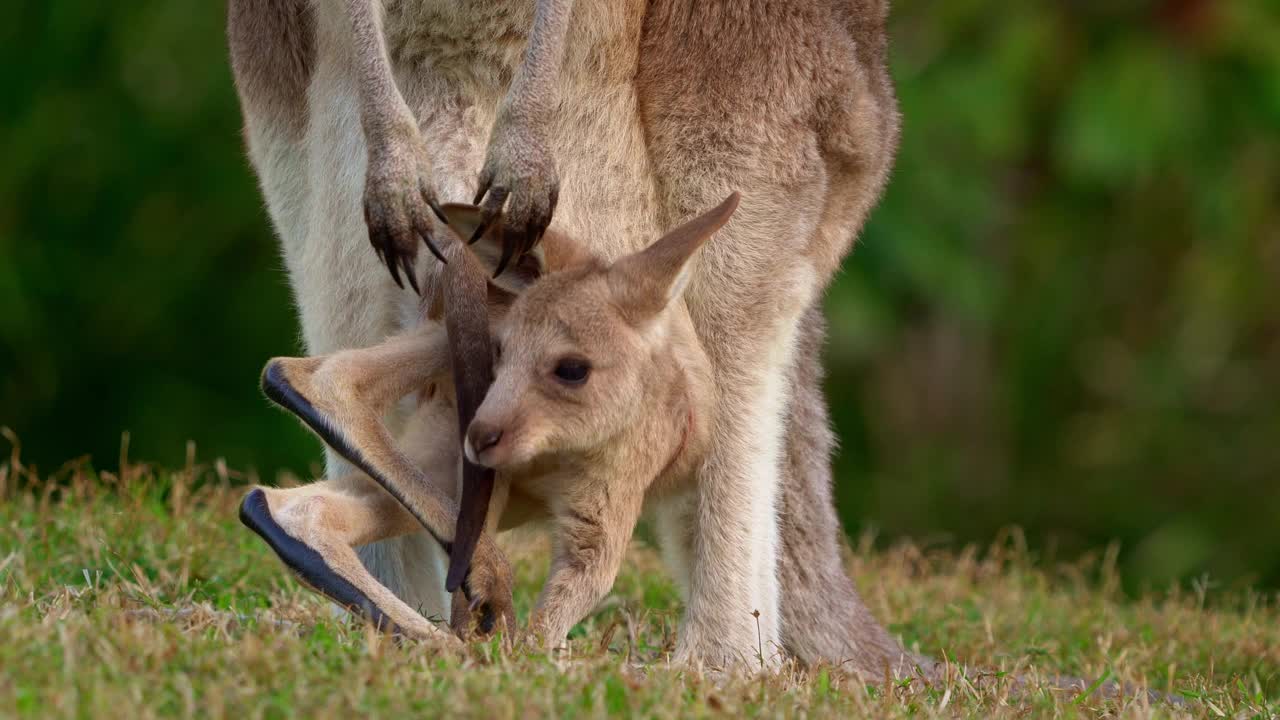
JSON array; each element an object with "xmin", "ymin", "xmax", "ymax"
[{"xmin": 467, "ymin": 423, "xmax": 503, "ymax": 457}]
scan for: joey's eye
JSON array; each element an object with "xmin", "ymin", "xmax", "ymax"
[
  {"xmin": 492, "ymin": 339, "xmax": 503, "ymax": 364},
  {"xmin": 552, "ymin": 357, "xmax": 591, "ymax": 385}
]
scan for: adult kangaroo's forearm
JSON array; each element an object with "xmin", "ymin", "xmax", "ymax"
[
  {"xmin": 472, "ymin": 0, "xmax": 572, "ymax": 250},
  {"xmin": 506, "ymin": 0, "xmax": 575, "ymax": 122},
  {"xmin": 228, "ymin": 0, "xmax": 314, "ymax": 139},
  {"xmin": 340, "ymin": 0, "xmax": 415, "ymax": 140},
  {"xmin": 336, "ymin": 0, "xmax": 446, "ymax": 287}
]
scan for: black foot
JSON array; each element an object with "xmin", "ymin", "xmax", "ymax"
[{"xmin": 261, "ymin": 361, "xmax": 371, "ymax": 474}]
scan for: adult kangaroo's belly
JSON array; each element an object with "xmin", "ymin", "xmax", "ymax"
[
  {"xmin": 384, "ymin": 0, "xmax": 533, "ymax": 89},
  {"xmin": 384, "ymin": 0, "xmax": 661, "ymax": 261}
]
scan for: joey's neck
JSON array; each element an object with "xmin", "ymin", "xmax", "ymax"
[{"xmin": 637, "ymin": 355, "xmax": 711, "ymax": 494}]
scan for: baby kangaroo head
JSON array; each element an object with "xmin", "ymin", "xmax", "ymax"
[{"xmin": 444, "ymin": 193, "xmax": 738, "ymax": 470}]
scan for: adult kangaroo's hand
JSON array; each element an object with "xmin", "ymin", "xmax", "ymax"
[
  {"xmin": 472, "ymin": 110, "xmax": 559, "ymax": 278},
  {"xmin": 364, "ymin": 118, "xmax": 447, "ymax": 292},
  {"xmin": 468, "ymin": 0, "xmax": 572, "ymax": 278}
]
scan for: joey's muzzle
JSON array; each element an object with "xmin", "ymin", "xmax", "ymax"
[{"xmin": 464, "ymin": 422, "xmax": 504, "ymax": 465}]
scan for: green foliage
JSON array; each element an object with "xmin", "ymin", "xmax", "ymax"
[
  {"xmin": 2, "ymin": 2, "xmax": 1278, "ymax": 587},
  {"xmin": 1, "ymin": 3, "xmax": 314, "ymax": 477},
  {"xmin": 826, "ymin": 1, "xmax": 1280, "ymax": 589}
]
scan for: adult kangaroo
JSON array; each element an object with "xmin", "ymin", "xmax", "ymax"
[{"xmin": 228, "ymin": 0, "xmax": 909, "ymax": 674}]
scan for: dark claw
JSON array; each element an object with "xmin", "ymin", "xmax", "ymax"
[
  {"xmin": 401, "ymin": 256, "xmax": 420, "ymax": 295},
  {"xmin": 473, "ymin": 172, "xmax": 493, "ymax": 205},
  {"xmin": 418, "ymin": 229, "xmax": 447, "ymax": 265},
  {"xmin": 471, "ymin": 186, "xmax": 510, "ymax": 244},
  {"xmin": 478, "ymin": 607, "xmax": 497, "ymax": 635},
  {"xmin": 492, "ymin": 227, "xmax": 516, "ymax": 278},
  {"xmin": 413, "ymin": 207, "xmax": 447, "ymax": 265},
  {"xmin": 428, "ymin": 202, "xmax": 447, "ymax": 224},
  {"xmin": 462, "ymin": 592, "xmax": 499, "ymax": 637},
  {"xmin": 420, "ymin": 179, "xmax": 447, "ymax": 224},
  {"xmin": 523, "ymin": 219, "xmax": 543, "ymax": 258},
  {"xmin": 370, "ymin": 226, "xmax": 398, "ymax": 285},
  {"xmin": 385, "ymin": 246, "xmax": 404, "ymax": 289},
  {"xmin": 535, "ymin": 186, "xmax": 558, "ymax": 252}
]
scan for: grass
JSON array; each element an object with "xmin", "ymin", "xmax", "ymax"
[{"xmin": 1, "ymin": 441, "xmax": 1277, "ymax": 718}]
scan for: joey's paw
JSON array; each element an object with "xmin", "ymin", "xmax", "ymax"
[
  {"xmin": 450, "ymin": 535, "xmax": 516, "ymax": 643},
  {"xmin": 472, "ymin": 113, "xmax": 559, "ymax": 277},
  {"xmin": 363, "ymin": 123, "xmax": 447, "ymax": 293},
  {"xmin": 519, "ymin": 611, "xmax": 566, "ymax": 654}
]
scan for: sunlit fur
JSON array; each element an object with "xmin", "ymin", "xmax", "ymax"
[{"xmin": 228, "ymin": 0, "xmax": 907, "ymax": 674}]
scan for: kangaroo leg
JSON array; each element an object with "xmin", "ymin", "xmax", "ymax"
[
  {"xmin": 260, "ymin": 328, "xmax": 452, "ymax": 546},
  {"xmin": 651, "ymin": 491, "xmax": 697, "ymax": 598},
  {"xmin": 529, "ymin": 489, "xmax": 644, "ymax": 650},
  {"xmin": 240, "ymin": 475, "xmax": 452, "ymax": 640},
  {"xmin": 260, "ymin": 326, "xmax": 515, "ymax": 626},
  {"xmin": 676, "ymin": 327, "xmax": 799, "ymax": 670},
  {"xmin": 635, "ymin": 1, "xmax": 906, "ymax": 671},
  {"xmin": 644, "ymin": 181, "xmax": 822, "ymax": 672},
  {"xmin": 276, "ymin": 3, "xmax": 461, "ymax": 621},
  {"xmin": 776, "ymin": 304, "xmax": 921, "ymax": 677}
]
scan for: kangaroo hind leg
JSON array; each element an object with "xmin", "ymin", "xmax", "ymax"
[
  {"xmin": 240, "ymin": 476, "xmax": 453, "ymax": 642},
  {"xmin": 257, "ymin": 325, "xmax": 517, "ymax": 635},
  {"xmin": 259, "ymin": 325, "xmax": 459, "ymax": 548}
]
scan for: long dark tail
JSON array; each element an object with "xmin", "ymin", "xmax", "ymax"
[{"xmin": 441, "ymin": 235, "xmax": 498, "ymax": 592}]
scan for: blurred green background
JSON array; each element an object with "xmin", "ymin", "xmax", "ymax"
[{"xmin": 2, "ymin": 2, "xmax": 1277, "ymax": 590}]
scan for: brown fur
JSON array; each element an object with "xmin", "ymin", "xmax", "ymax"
[
  {"xmin": 229, "ymin": 0, "xmax": 907, "ymax": 674},
  {"xmin": 632, "ymin": 1, "xmax": 902, "ymax": 671},
  {"xmin": 227, "ymin": 0, "xmax": 314, "ymax": 141}
]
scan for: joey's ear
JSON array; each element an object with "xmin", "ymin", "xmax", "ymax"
[
  {"xmin": 607, "ymin": 192, "xmax": 739, "ymax": 321},
  {"xmin": 438, "ymin": 202, "xmax": 486, "ymax": 246},
  {"xmin": 439, "ymin": 203, "xmax": 546, "ymax": 295}
]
